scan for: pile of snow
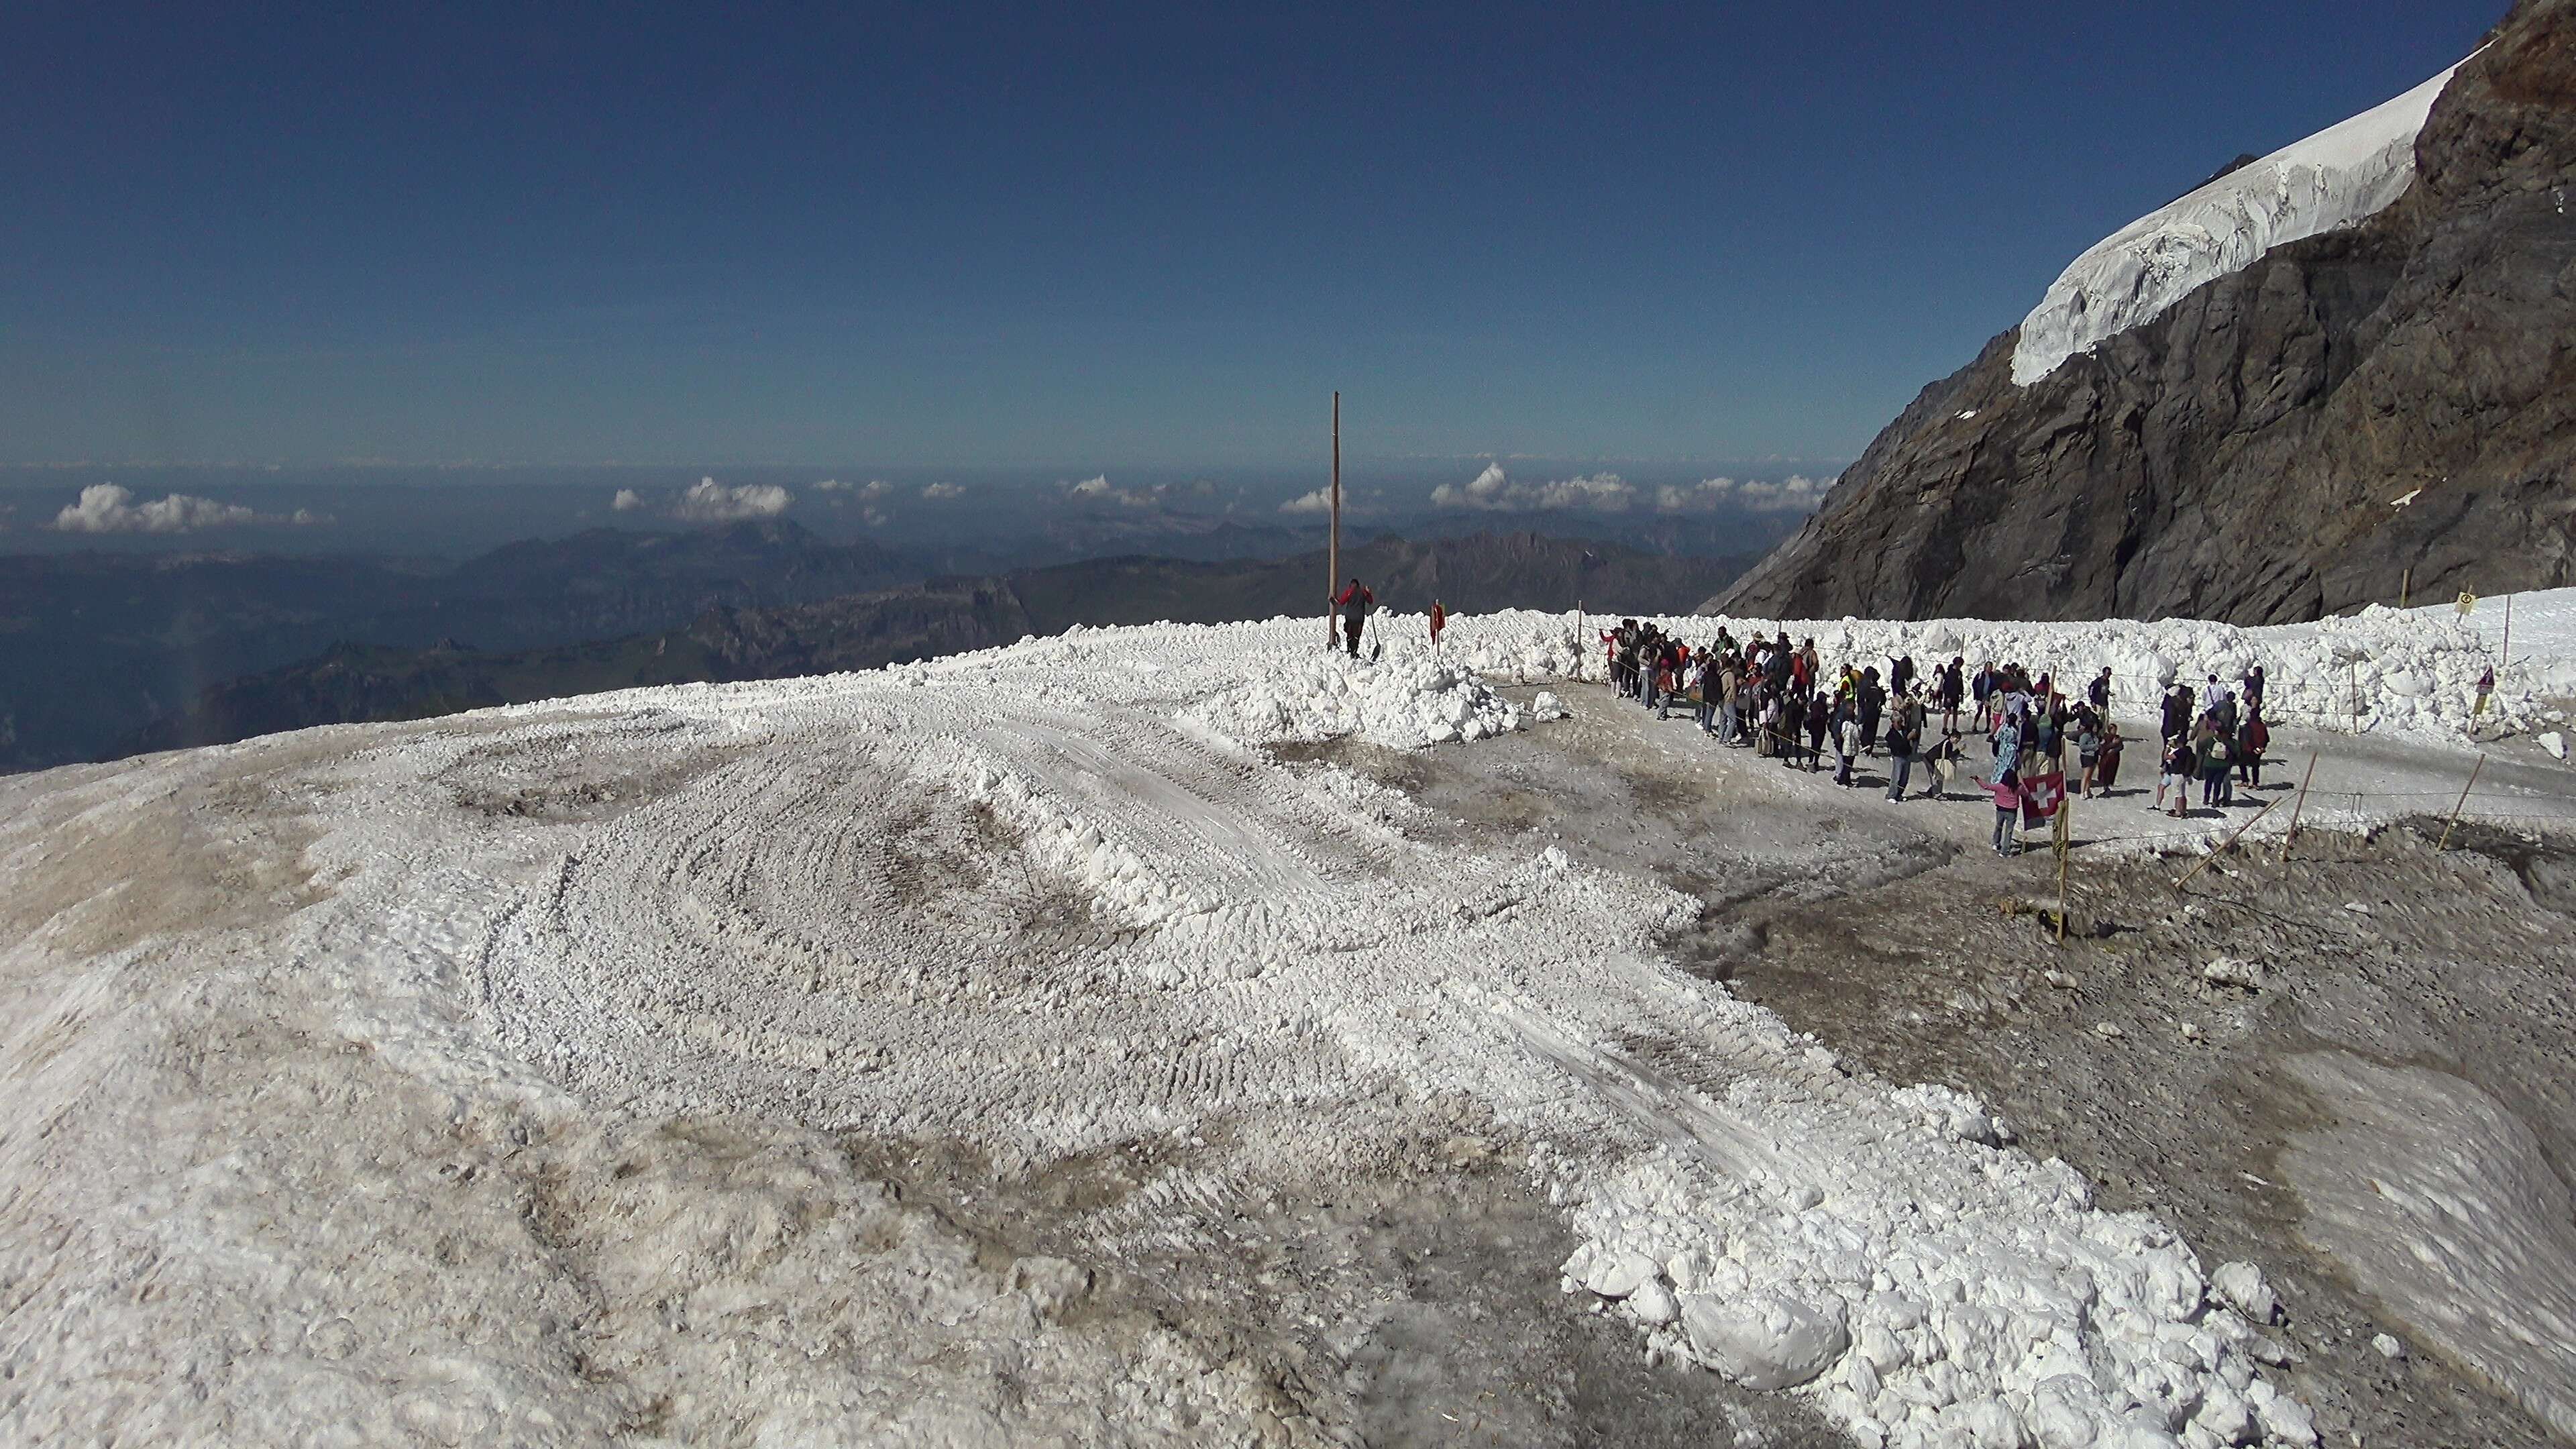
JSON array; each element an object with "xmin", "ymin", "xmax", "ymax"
[
  {"xmin": 1187, "ymin": 646, "xmax": 1521, "ymax": 747},
  {"xmin": 1433, "ymin": 594, "xmax": 2575, "ymax": 745},
  {"xmin": 1450, "ymin": 613, "xmax": 1607, "ymax": 684},
  {"xmin": 1564, "ymin": 1144, "xmax": 2315, "ymax": 1448},
  {"xmin": 2396, "ymin": 588, "xmax": 2576, "ymax": 702},
  {"xmin": 2012, "ymin": 58, "xmax": 2467, "ymax": 386}
]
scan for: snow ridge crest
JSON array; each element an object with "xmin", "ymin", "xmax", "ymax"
[{"xmin": 2010, "ymin": 58, "xmax": 2468, "ymax": 388}]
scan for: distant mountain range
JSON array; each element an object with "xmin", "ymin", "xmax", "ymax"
[
  {"xmin": 0, "ymin": 521, "xmax": 914, "ymax": 772},
  {"xmin": 116, "ymin": 531, "xmax": 1755, "ymax": 759}
]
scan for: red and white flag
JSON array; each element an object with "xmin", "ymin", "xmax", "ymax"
[{"xmin": 2019, "ymin": 769, "xmax": 2066, "ymax": 826}]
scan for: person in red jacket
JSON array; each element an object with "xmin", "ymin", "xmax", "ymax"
[
  {"xmin": 1429, "ymin": 598, "xmax": 1447, "ymax": 648},
  {"xmin": 1332, "ymin": 578, "xmax": 1374, "ymax": 656}
]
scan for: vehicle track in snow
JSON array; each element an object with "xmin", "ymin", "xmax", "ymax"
[{"xmin": 441, "ymin": 631, "xmax": 2329, "ymax": 1446}]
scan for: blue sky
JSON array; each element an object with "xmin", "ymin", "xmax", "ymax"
[{"xmin": 1, "ymin": 1, "xmax": 2495, "ymax": 468}]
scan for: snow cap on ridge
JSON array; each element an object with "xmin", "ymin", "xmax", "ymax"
[{"xmin": 2011, "ymin": 57, "xmax": 2468, "ymax": 387}]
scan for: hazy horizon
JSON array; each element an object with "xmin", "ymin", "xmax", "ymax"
[{"xmin": 0, "ymin": 458, "xmax": 1839, "ymax": 561}]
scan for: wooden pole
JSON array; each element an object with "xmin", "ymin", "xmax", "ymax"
[
  {"xmin": 2056, "ymin": 792, "xmax": 2072, "ymax": 943},
  {"xmin": 1327, "ymin": 392, "xmax": 1340, "ymax": 650},
  {"xmin": 2401, "ymin": 568, "xmax": 2411, "ymax": 610},
  {"xmin": 2350, "ymin": 660, "xmax": 2361, "ymax": 734},
  {"xmin": 2172, "ymin": 796, "xmax": 2283, "ymax": 892},
  {"xmin": 2438, "ymin": 754, "xmax": 2487, "ymax": 852},
  {"xmin": 2503, "ymin": 592, "xmax": 2514, "ymax": 669},
  {"xmin": 2286, "ymin": 752, "xmax": 2318, "ymax": 843}
]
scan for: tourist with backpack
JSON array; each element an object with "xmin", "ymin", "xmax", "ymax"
[{"xmin": 2196, "ymin": 716, "xmax": 2234, "ymax": 807}]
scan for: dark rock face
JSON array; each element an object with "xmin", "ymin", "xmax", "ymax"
[{"xmin": 1719, "ymin": 0, "xmax": 2576, "ymax": 625}]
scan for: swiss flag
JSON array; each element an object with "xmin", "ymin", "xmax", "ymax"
[{"xmin": 2020, "ymin": 769, "xmax": 2066, "ymax": 825}]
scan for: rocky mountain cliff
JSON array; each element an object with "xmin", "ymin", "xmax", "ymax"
[{"xmin": 1717, "ymin": 0, "xmax": 2575, "ymax": 625}]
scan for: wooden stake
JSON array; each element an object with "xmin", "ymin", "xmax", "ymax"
[
  {"xmin": 1327, "ymin": 392, "xmax": 1340, "ymax": 650},
  {"xmin": 2503, "ymin": 592, "xmax": 2514, "ymax": 669},
  {"xmin": 2350, "ymin": 659, "xmax": 2361, "ymax": 734},
  {"xmin": 2172, "ymin": 796, "xmax": 2283, "ymax": 892},
  {"xmin": 2056, "ymin": 792, "xmax": 2072, "ymax": 943},
  {"xmin": 2286, "ymin": 752, "xmax": 2318, "ymax": 844},
  {"xmin": 2401, "ymin": 568, "xmax": 2411, "ymax": 610},
  {"xmin": 2438, "ymin": 754, "xmax": 2487, "ymax": 852}
]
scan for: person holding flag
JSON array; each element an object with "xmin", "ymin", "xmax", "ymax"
[{"xmin": 1986, "ymin": 705, "xmax": 2027, "ymax": 855}]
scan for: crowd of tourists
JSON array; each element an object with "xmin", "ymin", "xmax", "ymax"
[{"xmin": 1601, "ymin": 620, "xmax": 2277, "ymax": 857}]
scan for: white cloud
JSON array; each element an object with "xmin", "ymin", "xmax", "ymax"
[
  {"xmin": 861, "ymin": 506, "xmax": 891, "ymax": 529},
  {"xmin": 611, "ymin": 488, "xmax": 645, "ymax": 512},
  {"xmin": 52, "ymin": 482, "xmax": 328, "ymax": 534},
  {"xmin": 1279, "ymin": 488, "xmax": 1334, "ymax": 515},
  {"xmin": 1065, "ymin": 474, "xmax": 1156, "ymax": 508},
  {"xmin": 921, "ymin": 482, "xmax": 965, "ymax": 500},
  {"xmin": 1430, "ymin": 463, "xmax": 1636, "ymax": 513},
  {"xmin": 1658, "ymin": 474, "xmax": 1830, "ymax": 514},
  {"xmin": 812, "ymin": 478, "xmax": 893, "ymax": 499},
  {"xmin": 671, "ymin": 476, "xmax": 793, "ymax": 523}
]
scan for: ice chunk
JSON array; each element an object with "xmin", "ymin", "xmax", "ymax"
[
  {"xmin": 1630, "ymin": 1279, "xmax": 1681, "ymax": 1327},
  {"xmin": 1584, "ymin": 1249, "xmax": 1662, "ymax": 1299},
  {"xmin": 1678, "ymin": 1289, "xmax": 1851, "ymax": 1390},
  {"xmin": 2211, "ymin": 1260, "xmax": 2279, "ymax": 1325}
]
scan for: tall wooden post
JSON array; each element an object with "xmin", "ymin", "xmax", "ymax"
[
  {"xmin": 1327, "ymin": 392, "xmax": 1340, "ymax": 649},
  {"xmin": 2439, "ymin": 754, "xmax": 2487, "ymax": 852},
  {"xmin": 2055, "ymin": 792, "xmax": 2072, "ymax": 944},
  {"xmin": 2287, "ymin": 752, "xmax": 2318, "ymax": 845}
]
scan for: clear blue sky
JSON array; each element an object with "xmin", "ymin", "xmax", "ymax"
[{"xmin": 1, "ymin": 1, "xmax": 2496, "ymax": 468}]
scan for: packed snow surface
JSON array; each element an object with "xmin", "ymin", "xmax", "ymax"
[
  {"xmin": 2284, "ymin": 1054, "xmax": 2576, "ymax": 1438},
  {"xmin": 18, "ymin": 596, "xmax": 2576, "ymax": 1444},
  {"xmin": 2012, "ymin": 58, "xmax": 2466, "ymax": 386}
]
